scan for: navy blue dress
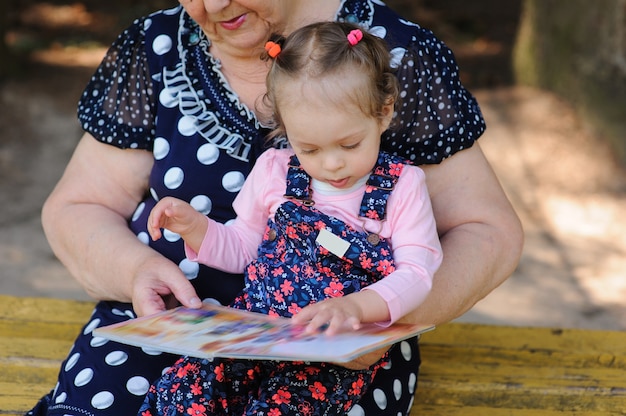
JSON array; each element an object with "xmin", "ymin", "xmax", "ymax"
[{"xmin": 28, "ymin": 1, "xmax": 484, "ymax": 415}]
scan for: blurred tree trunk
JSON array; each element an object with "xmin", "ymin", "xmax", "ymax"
[
  {"xmin": 0, "ymin": 0, "xmax": 10, "ymax": 82},
  {"xmin": 513, "ymin": 0, "xmax": 626, "ymax": 165}
]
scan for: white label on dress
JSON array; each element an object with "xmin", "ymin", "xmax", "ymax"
[{"xmin": 316, "ymin": 228, "xmax": 350, "ymax": 258}]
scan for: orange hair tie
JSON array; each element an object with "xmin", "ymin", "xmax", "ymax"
[
  {"xmin": 347, "ymin": 29, "xmax": 363, "ymax": 46},
  {"xmin": 265, "ymin": 41, "xmax": 281, "ymax": 58}
]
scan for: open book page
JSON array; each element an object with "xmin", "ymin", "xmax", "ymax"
[{"xmin": 93, "ymin": 302, "xmax": 434, "ymax": 362}]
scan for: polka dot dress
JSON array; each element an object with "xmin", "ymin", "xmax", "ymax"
[{"xmin": 28, "ymin": 1, "xmax": 484, "ymax": 415}]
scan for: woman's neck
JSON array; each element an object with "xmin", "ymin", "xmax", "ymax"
[
  {"xmin": 283, "ymin": 0, "xmax": 341, "ymax": 35},
  {"xmin": 206, "ymin": 0, "xmax": 341, "ymax": 110}
]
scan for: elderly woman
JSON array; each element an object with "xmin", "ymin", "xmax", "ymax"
[{"xmin": 29, "ymin": 1, "xmax": 523, "ymax": 415}]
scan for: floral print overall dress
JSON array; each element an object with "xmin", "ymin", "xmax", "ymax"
[{"xmin": 139, "ymin": 152, "xmax": 406, "ymax": 416}]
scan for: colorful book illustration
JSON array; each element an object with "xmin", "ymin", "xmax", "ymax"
[{"xmin": 93, "ymin": 302, "xmax": 434, "ymax": 363}]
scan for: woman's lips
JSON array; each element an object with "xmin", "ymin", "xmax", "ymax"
[{"xmin": 220, "ymin": 14, "xmax": 247, "ymax": 30}]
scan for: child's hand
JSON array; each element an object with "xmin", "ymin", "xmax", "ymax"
[
  {"xmin": 292, "ymin": 290, "xmax": 390, "ymax": 336},
  {"xmin": 147, "ymin": 197, "xmax": 202, "ymax": 241},
  {"xmin": 291, "ymin": 296, "xmax": 364, "ymax": 336}
]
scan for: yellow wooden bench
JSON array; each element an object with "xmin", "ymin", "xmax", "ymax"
[{"xmin": 2, "ymin": 294, "xmax": 626, "ymax": 415}]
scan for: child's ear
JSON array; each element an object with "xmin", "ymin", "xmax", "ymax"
[{"xmin": 380, "ymin": 100, "xmax": 395, "ymax": 130}]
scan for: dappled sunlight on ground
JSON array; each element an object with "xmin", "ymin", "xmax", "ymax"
[{"xmin": 461, "ymin": 87, "xmax": 626, "ymax": 330}]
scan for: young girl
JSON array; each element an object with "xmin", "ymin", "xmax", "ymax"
[{"xmin": 141, "ymin": 22, "xmax": 442, "ymax": 416}]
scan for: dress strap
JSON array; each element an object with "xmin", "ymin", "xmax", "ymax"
[
  {"xmin": 359, "ymin": 152, "xmax": 406, "ymax": 221},
  {"xmin": 284, "ymin": 155, "xmax": 315, "ymax": 206}
]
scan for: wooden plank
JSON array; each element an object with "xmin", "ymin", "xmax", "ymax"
[
  {"xmin": 2, "ymin": 296, "xmax": 626, "ymax": 416},
  {"xmin": 413, "ymin": 323, "xmax": 626, "ymax": 415},
  {"xmin": 411, "ymin": 404, "xmax": 624, "ymax": 416},
  {"xmin": 0, "ymin": 296, "xmax": 93, "ymax": 415},
  {"xmin": 0, "ymin": 294, "xmax": 95, "ymax": 324}
]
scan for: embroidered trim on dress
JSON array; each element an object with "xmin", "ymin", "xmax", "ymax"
[{"xmin": 161, "ymin": 10, "xmax": 269, "ymax": 162}]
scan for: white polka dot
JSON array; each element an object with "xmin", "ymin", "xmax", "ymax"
[
  {"xmin": 132, "ymin": 202, "xmax": 145, "ymax": 222},
  {"xmin": 143, "ymin": 18, "xmax": 152, "ymax": 30},
  {"xmin": 178, "ymin": 115, "xmax": 197, "ymax": 136},
  {"xmin": 373, "ymin": 388, "xmax": 388, "ymax": 410},
  {"xmin": 83, "ymin": 319, "xmax": 101, "ymax": 335},
  {"xmin": 142, "ymin": 347, "xmax": 164, "ymax": 356},
  {"xmin": 400, "ymin": 340, "xmax": 413, "ymax": 361},
  {"xmin": 127, "ymin": 376, "xmax": 151, "ymax": 396},
  {"xmin": 159, "ymin": 88, "xmax": 178, "ymax": 108},
  {"xmin": 389, "ymin": 47, "xmax": 405, "ymax": 68},
  {"xmin": 393, "ymin": 378, "xmax": 403, "ymax": 400},
  {"xmin": 222, "ymin": 171, "xmax": 245, "ymax": 193},
  {"xmin": 197, "ymin": 143, "xmax": 220, "ymax": 165},
  {"xmin": 153, "ymin": 137, "xmax": 170, "ymax": 160},
  {"xmin": 152, "ymin": 34, "xmax": 172, "ymax": 56},
  {"xmin": 163, "ymin": 167, "xmax": 184, "ymax": 189},
  {"xmin": 163, "ymin": 7, "xmax": 179, "ymax": 16},
  {"xmin": 408, "ymin": 372, "xmax": 417, "ymax": 394},
  {"xmin": 90, "ymin": 336, "xmax": 109, "ymax": 347},
  {"xmin": 137, "ymin": 231, "xmax": 150, "ymax": 245},
  {"xmin": 369, "ymin": 25, "xmax": 387, "ymax": 39},
  {"xmin": 91, "ymin": 391, "xmax": 115, "ymax": 410},
  {"xmin": 54, "ymin": 392, "xmax": 67, "ymax": 404},
  {"xmin": 74, "ymin": 368, "xmax": 94, "ymax": 387},
  {"xmin": 180, "ymin": 258, "xmax": 199, "ymax": 280},
  {"xmin": 112, "ymin": 308, "xmax": 128, "ymax": 317},
  {"xmin": 203, "ymin": 297, "xmax": 221, "ymax": 306},
  {"xmin": 190, "ymin": 195, "xmax": 212, "ymax": 214},
  {"xmin": 105, "ymin": 351, "xmax": 129, "ymax": 366},
  {"xmin": 64, "ymin": 353, "xmax": 80, "ymax": 372},
  {"xmin": 347, "ymin": 404, "xmax": 365, "ymax": 416},
  {"xmin": 150, "ymin": 188, "xmax": 159, "ymax": 201},
  {"xmin": 163, "ymin": 229, "xmax": 181, "ymax": 242},
  {"xmin": 407, "ymin": 396, "xmax": 415, "ymax": 414}
]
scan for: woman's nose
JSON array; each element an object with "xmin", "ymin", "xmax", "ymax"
[{"xmin": 202, "ymin": 0, "xmax": 231, "ymax": 14}]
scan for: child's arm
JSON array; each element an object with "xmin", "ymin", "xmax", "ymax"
[
  {"xmin": 148, "ymin": 197, "xmax": 208, "ymax": 253},
  {"xmin": 361, "ymin": 165, "xmax": 442, "ymax": 324},
  {"xmin": 149, "ymin": 149, "xmax": 286, "ymax": 273}
]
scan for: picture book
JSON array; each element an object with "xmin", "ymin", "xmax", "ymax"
[{"xmin": 93, "ymin": 302, "xmax": 434, "ymax": 363}]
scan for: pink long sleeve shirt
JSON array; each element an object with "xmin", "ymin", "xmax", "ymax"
[{"xmin": 186, "ymin": 148, "xmax": 442, "ymax": 325}]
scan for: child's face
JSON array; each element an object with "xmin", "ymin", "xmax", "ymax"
[{"xmin": 280, "ymin": 86, "xmax": 393, "ymax": 190}]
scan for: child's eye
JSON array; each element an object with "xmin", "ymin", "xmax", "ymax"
[
  {"xmin": 342, "ymin": 142, "xmax": 361, "ymax": 150},
  {"xmin": 300, "ymin": 148, "xmax": 318, "ymax": 155}
]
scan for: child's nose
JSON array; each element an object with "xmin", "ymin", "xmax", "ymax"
[{"xmin": 323, "ymin": 154, "xmax": 345, "ymax": 172}]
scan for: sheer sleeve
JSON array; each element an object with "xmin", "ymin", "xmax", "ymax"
[
  {"xmin": 381, "ymin": 28, "xmax": 486, "ymax": 165},
  {"xmin": 77, "ymin": 17, "xmax": 156, "ymax": 150}
]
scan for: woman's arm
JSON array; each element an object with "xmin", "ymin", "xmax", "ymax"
[
  {"xmin": 42, "ymin": 134, "xmax": 201, "ymax": 316},
  {"xmin": 405, "ymin": 142, "xmax": 524, "ymax": 326}
]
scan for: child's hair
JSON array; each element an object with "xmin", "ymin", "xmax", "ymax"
[{"xmin": 263, "ymin": 21, "xmax": 399, "ymax": 140}]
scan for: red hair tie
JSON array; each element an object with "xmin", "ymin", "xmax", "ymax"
[
  {"xmin": 265, "ymin": 41, "xmax": 281, "ymax": 58},
  {"xmin": 347, "ymin": 29, "xmax": 363, "ymax": 46}
]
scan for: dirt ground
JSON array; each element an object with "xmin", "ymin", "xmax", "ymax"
[{"xmin": 1, "ymin": 1, "xmax": 625, "ymax": 331}]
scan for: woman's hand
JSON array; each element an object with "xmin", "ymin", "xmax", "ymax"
[
  {"xmin": 131, "ymin": 252, "xmax": 202, "ymax": 316},
  {"xmin": 42, "ymin": 134, "xmax": 201, "ymax": 316}
]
